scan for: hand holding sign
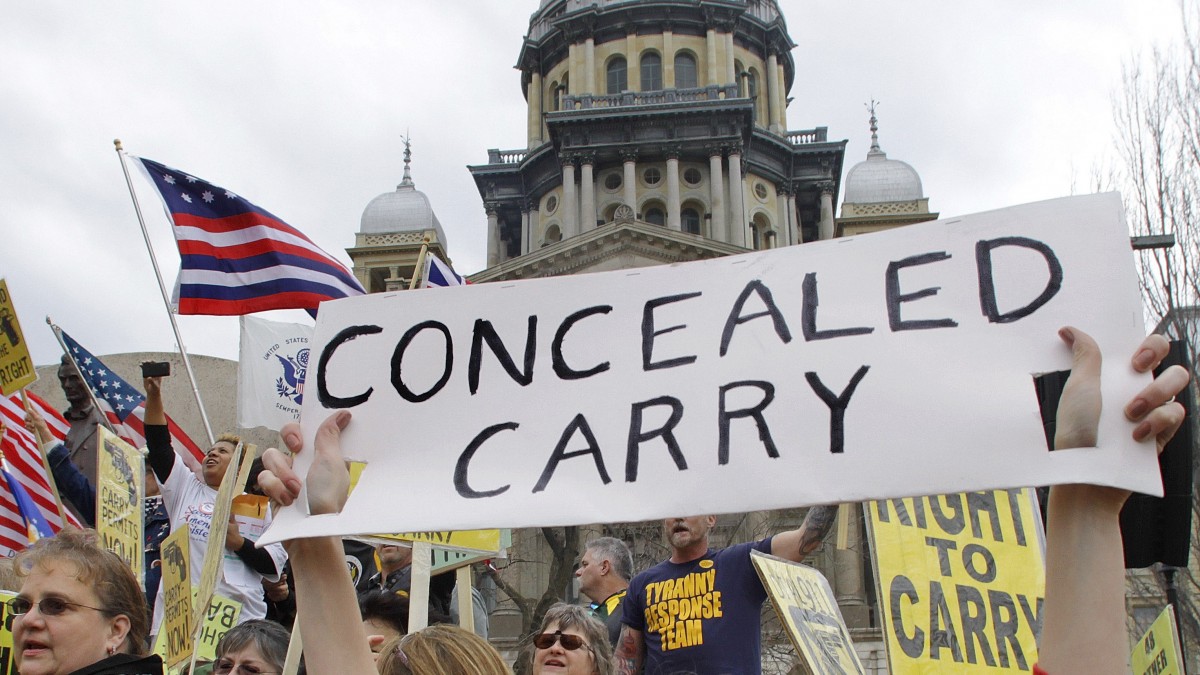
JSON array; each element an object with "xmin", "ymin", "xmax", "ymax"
[
  {"xmin": 1039, "ymin": 328, "xmax": 1188, "ymax": 674},
  {"xmin": 258, "ymin": 411, "xmax": 352, "ymax": 516}
]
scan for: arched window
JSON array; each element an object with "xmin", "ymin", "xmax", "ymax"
[
  {"xmin": 544, "ymin": 223, "xmax": 562, "ymax": 244},
  {"xmin": 674, "ymin": 53, "xmax": 698, "ymax": 89},
  {"xmin": 640, "ymin": 53, "xmax": 662, "ymax": 91},
  {"xmin": 681, "ymin": 207, "xmax": 701, "ymax": 235},
  {"xmin": 751, "ymin": 213, "xmax": 772, "ymax": 250},
  {"xmin": 644, "ymin": 206, "xmax": 666, "ymax": 226},
  {"xmin": 606, "ymin": 57, "xmax": 627, "ymax": 94},
  {"xmin": 550, "ymin": 80, "xmax": 560, "ymax": 111}
]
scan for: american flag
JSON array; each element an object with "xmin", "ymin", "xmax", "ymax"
[
  {"xmin": 58, "ymin": 330, "xmax": 205, "ymax": 469},
  {"xmin": 135, "ymin": 156, "xmax": 365, "ymax": 316},
  {"xmin": 0, "ymin": 392, "xmax": 83, "ymax": 555},
  {"xmin": 422, "ymin": 253, "xmax": 467, "ymax": 288}
]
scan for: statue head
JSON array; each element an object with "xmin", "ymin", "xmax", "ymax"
[{"xmin": 57, "ymin": 355, "xmax": 91, "ymax": 410}]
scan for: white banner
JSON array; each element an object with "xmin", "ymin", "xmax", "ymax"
[
  {"xmin": 237, "ymin": 316, "xmax": 312, "ymax": 430},
  {"xmin": 260, "ymin": 194, "xmax": 1156, "ymax": 545}
]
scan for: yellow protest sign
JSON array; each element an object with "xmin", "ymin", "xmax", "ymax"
[
  {"xmin": 153, "ymin": 590, "xmax": 243, "ymax": 664},
  {"xmin": 0, "ymin": 280, "xmax": 36, "ymax": 396},
  {"xmin": 160, "ymin": 523, "xmax": 194, "ymax": 668},
  {"xmin": 1132, "ymin": 605, "xmax": 1185, "ymax": 675},
  {"xmin": 371, "ymin": 529, "xmax": 503, "ymax": 556},
  {"xmin": 751, "ymin": 551, "xmax": 865, "ymax": 675},
  {"xmin": 96, "ymin": 428, "xmax": 144, "ymax": 581},
  {"xmin": 866, "ymin": 489, "xmax": 1045, "ymax": 673},
  {"xmin": 0, "ymin": 589, "xmax": 16, "ymax": 675}
]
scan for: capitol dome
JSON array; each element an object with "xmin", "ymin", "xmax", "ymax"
[
  {"xmin": 842, "ymin": 110, "xmax": 924, "ymax": 204},
  {"xmin": 359, "ymin": 143, "xmax": 448, "ymax": 245}
]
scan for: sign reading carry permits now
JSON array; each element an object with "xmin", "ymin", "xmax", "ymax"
[
  {"xmin": 751, "ymin": 551, "xmax": 865, "ymax": 675},
  {"xmin": 866, "ymin": 489, "xmax": 1045, "ymax": 673},
  {"xmin": 153, "ymin": 590, "xmax": 242, "ymax": 664},
  {"xmin": 97, "ymin": 428, "xmax": 144, "ymax": 581},
  {"xmin": 262, "ymin": 193, "xmax": 1154, "ymax": 543},
  {"xmin": 0, "ymin": 280, "xmax": 35, "ymax": 396},
  {"xmin": 1131, "ymin": 605, "xmax": 1185, "ymax": 675},
  {"xmin": 160, "ymin": 524, "xmax": 194, "ymax": 668}
]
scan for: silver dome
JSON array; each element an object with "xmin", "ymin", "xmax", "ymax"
[
  {"xmin": 843, "ymin": 106, "xmax": 924, "ymax": 204},
  {"xmin": 359, "ymin": 142, "xmax": 448, "ymax": 245}
]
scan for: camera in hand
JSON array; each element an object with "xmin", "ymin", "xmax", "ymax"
[{"xmin": 141, "ymin": 361, "xmax": 171, "ymax": 378}]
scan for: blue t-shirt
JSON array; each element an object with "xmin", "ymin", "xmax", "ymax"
[{"xmin": 623, "ymin": 538, "xmax": 773, "ymax": 675}]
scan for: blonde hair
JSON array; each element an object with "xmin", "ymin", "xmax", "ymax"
[
  {"xmin": 14, "ymin": 528, "xmax": 149, "ymax": 655},
  {"xmin": 377, "ymin": 624, "xmax": 510, "ymax": 675},
  {"xmin": 215, "ymin": 432, "xmax": 242, "ymax": 448}
]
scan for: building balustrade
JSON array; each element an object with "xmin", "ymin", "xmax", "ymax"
[
  {"xmin": 787, "ymin": 127, "xmax": 828, "ymax": 144},
  {"xmin": 561, "ymin": 84, "xmax": 739, "ymax": 109},
  {"xmin": 487, "ymin": 148, "xmax": 528, "ymax": 164}
]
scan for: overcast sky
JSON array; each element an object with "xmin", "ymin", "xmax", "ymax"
[{"xmin": 1, "ymin": 0, "xmax": 1182, "ymax": 369}]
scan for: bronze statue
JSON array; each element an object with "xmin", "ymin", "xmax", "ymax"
[{"xmin": 58, "ymin": 354, "xmax": 104, "ymax": 485}]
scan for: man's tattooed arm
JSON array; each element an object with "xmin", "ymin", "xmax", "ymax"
[
  {"xmin": 614, "ymin": 625, "xmax": 645, "ymax": 675},
  {"xmin": 771, "ymin": 503, "xmax": 840, "ymax": 562}
]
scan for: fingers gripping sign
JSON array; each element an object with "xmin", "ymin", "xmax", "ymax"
[{"xmin": 258, "ymin": 411, "xmax": 352, "ymax": 517}]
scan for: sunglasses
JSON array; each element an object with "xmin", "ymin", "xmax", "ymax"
[
  {"xmin": 6, "ymin": 596, "xmax": 108, "ymax": 617},
  {"xmin": 533, "ymin": 630, "xmax": 589, "ymax": 651}
]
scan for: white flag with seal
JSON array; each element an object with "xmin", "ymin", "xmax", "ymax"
[{"xmin": 237, "ymin": 316, "xmax": 313, "ymax": 430}]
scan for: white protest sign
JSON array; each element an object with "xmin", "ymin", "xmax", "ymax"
[{"xmin": 260, "ymin": 193, "xmax": 1154, "ymax": 545}]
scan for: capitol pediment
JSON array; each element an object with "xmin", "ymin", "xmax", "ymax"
[{"xmin": 470, "ymin": 219, "xmax": 746, "ymax": 282}]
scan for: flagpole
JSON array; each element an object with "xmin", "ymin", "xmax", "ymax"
[
  {"xmin": 17, "ymin": 390, "xmax": 69, "ymax": 526},
  {"xmin": 408, "ymin": 237, "xmax": 432, "ymax": 290},
  {"xmin": 113, "ymin": 140, "xmax": 215, "ymax": 447}
]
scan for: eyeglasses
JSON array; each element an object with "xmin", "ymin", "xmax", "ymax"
[
  {"xmin": 533, "ymin": 630, "xmax": 589, "ymax": 651},
  {"xmin": 6, "ymin": 596, "xmax": 108, "ymax": 617},
  {"xmin": 213, "ymin": 661, "xmax": 278, "ymax": 675}
]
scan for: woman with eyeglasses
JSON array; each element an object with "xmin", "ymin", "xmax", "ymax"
[
  {"xmin": 528, "ymin": 604, "xmax": 612, "ymax": 675},
  {"xmin": 11, "ymin": 527, "xmax": 162, "ymax": 675},
  {"xmin": 210, "ymin": 619, "xmax": 289, "ymax": 675}
]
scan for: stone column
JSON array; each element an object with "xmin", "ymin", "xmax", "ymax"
[
  {"xmin": 708, "ymin": 147, "xmax": 726, "ymax": 240},
  {"xmin": 817, "ymin": 181, "xmax": 835, "ymax": 240},
  {"xmin": 724, "ymin": 33, "xmax": 735, "ymax": 84},
  {"xmin": 727, "ymin": 145, "xmax": 745, "ymax": 245},
  {"xmin": 766, "ymin": 52, "xmax": 781, "ymax": 133},
  {"xmin": 527, "ymin": 71, "xmax": 543, "ymax": 149},
  {"xmin": 625, "ymin": 30, "xmax": 640, "ymax": 91},
  {"xmin": 665, "ymin": 147, "xmax": 681, "ymax": 231},
  {"xmin": 705, "ymin": 28, "xmax": 718, "ymax": 86},
  {"xmin": 584, "ymin": 37, "xmax": 596, "ymax": 94},
  {"xmin": 561, "ymin": 155, "xmax": 578, "ymax": 238},
  {"xmin": 567, "ymin": 43, "xmax": 578, "ymax": 95},
  {"xmin": 775, "ymin": 60, "xmax": 788, "ymax": 131},
  {"xmin": 663, "ymin": 30, "xmax": 674, "ymax": 88},
  {"xmin": 520, "ymin": 205, "xmax": 531, "ymax": 255},
  {"xmin": 621, "ymin": 149, "xmax": 638, "ymax": 213},
  {"xmin": 786, "ymin": 192, "xmax": 798, "ymax": 246},
  {"xmin": 579, "ymin": 152, "xmax": 596, "ymax": 231},
  {"xmin": 833, "ymin": 505, "xmax": 871, "ymax": 628},
  {"xmin": 486, "ymin": 205, "xmax": 501, "ymax": 266},
  {"xmin": 775, "ymin": 185, "xmax": 792, "ymax": 249},
  {"xmin": 530, "ymin": 205, "xmax": 542, "ymax": 247}
]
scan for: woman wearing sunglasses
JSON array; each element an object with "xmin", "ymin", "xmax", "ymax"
[
  {"xmin": 11, "ymin": 528, "xmax": 161, "ymax": 675},
  {"xmin": 529, "ymin": 604, "xmax": 612, "ymax": 675}
]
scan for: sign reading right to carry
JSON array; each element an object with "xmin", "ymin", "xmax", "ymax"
[
  {"xmin": 0, "ymin": 279, "xmax": 36, "ymax": 396},
  {"xmin": 866, "ymin": 489, "xmax": 1046, "ymax": 673}
]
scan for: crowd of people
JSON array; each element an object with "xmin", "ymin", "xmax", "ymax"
[{"xmin": 0, "ymin": 326, "xmax": 1188, "ymax": 675}]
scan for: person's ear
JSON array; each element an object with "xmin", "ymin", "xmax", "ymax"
[
  {"xmin": 599, "ymin": 559, "xmax": 611, "ymax": 576},
  {"xmin": 106, "ymin": 614, "xmax": 131, "ymax": 654}
]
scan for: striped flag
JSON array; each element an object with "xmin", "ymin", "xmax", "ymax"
[
  {"xmin": 422, "ymin": 253, "xmax": 467, "ymax": 288},
  {"xmin": 135, "ymin": 156, "xmax": 365, "ymax": 316},
  {"xmin": 0, "ymin": 392, "xmax": 83, "ymax": 554},
  {"xmin": 57, "ymin": 330, "xmax": 205, "ymax": 469}
]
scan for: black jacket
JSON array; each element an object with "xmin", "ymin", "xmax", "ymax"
[{"xmin": 68, "ymin": 653, "xmax": 164, "ymax": 675}]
